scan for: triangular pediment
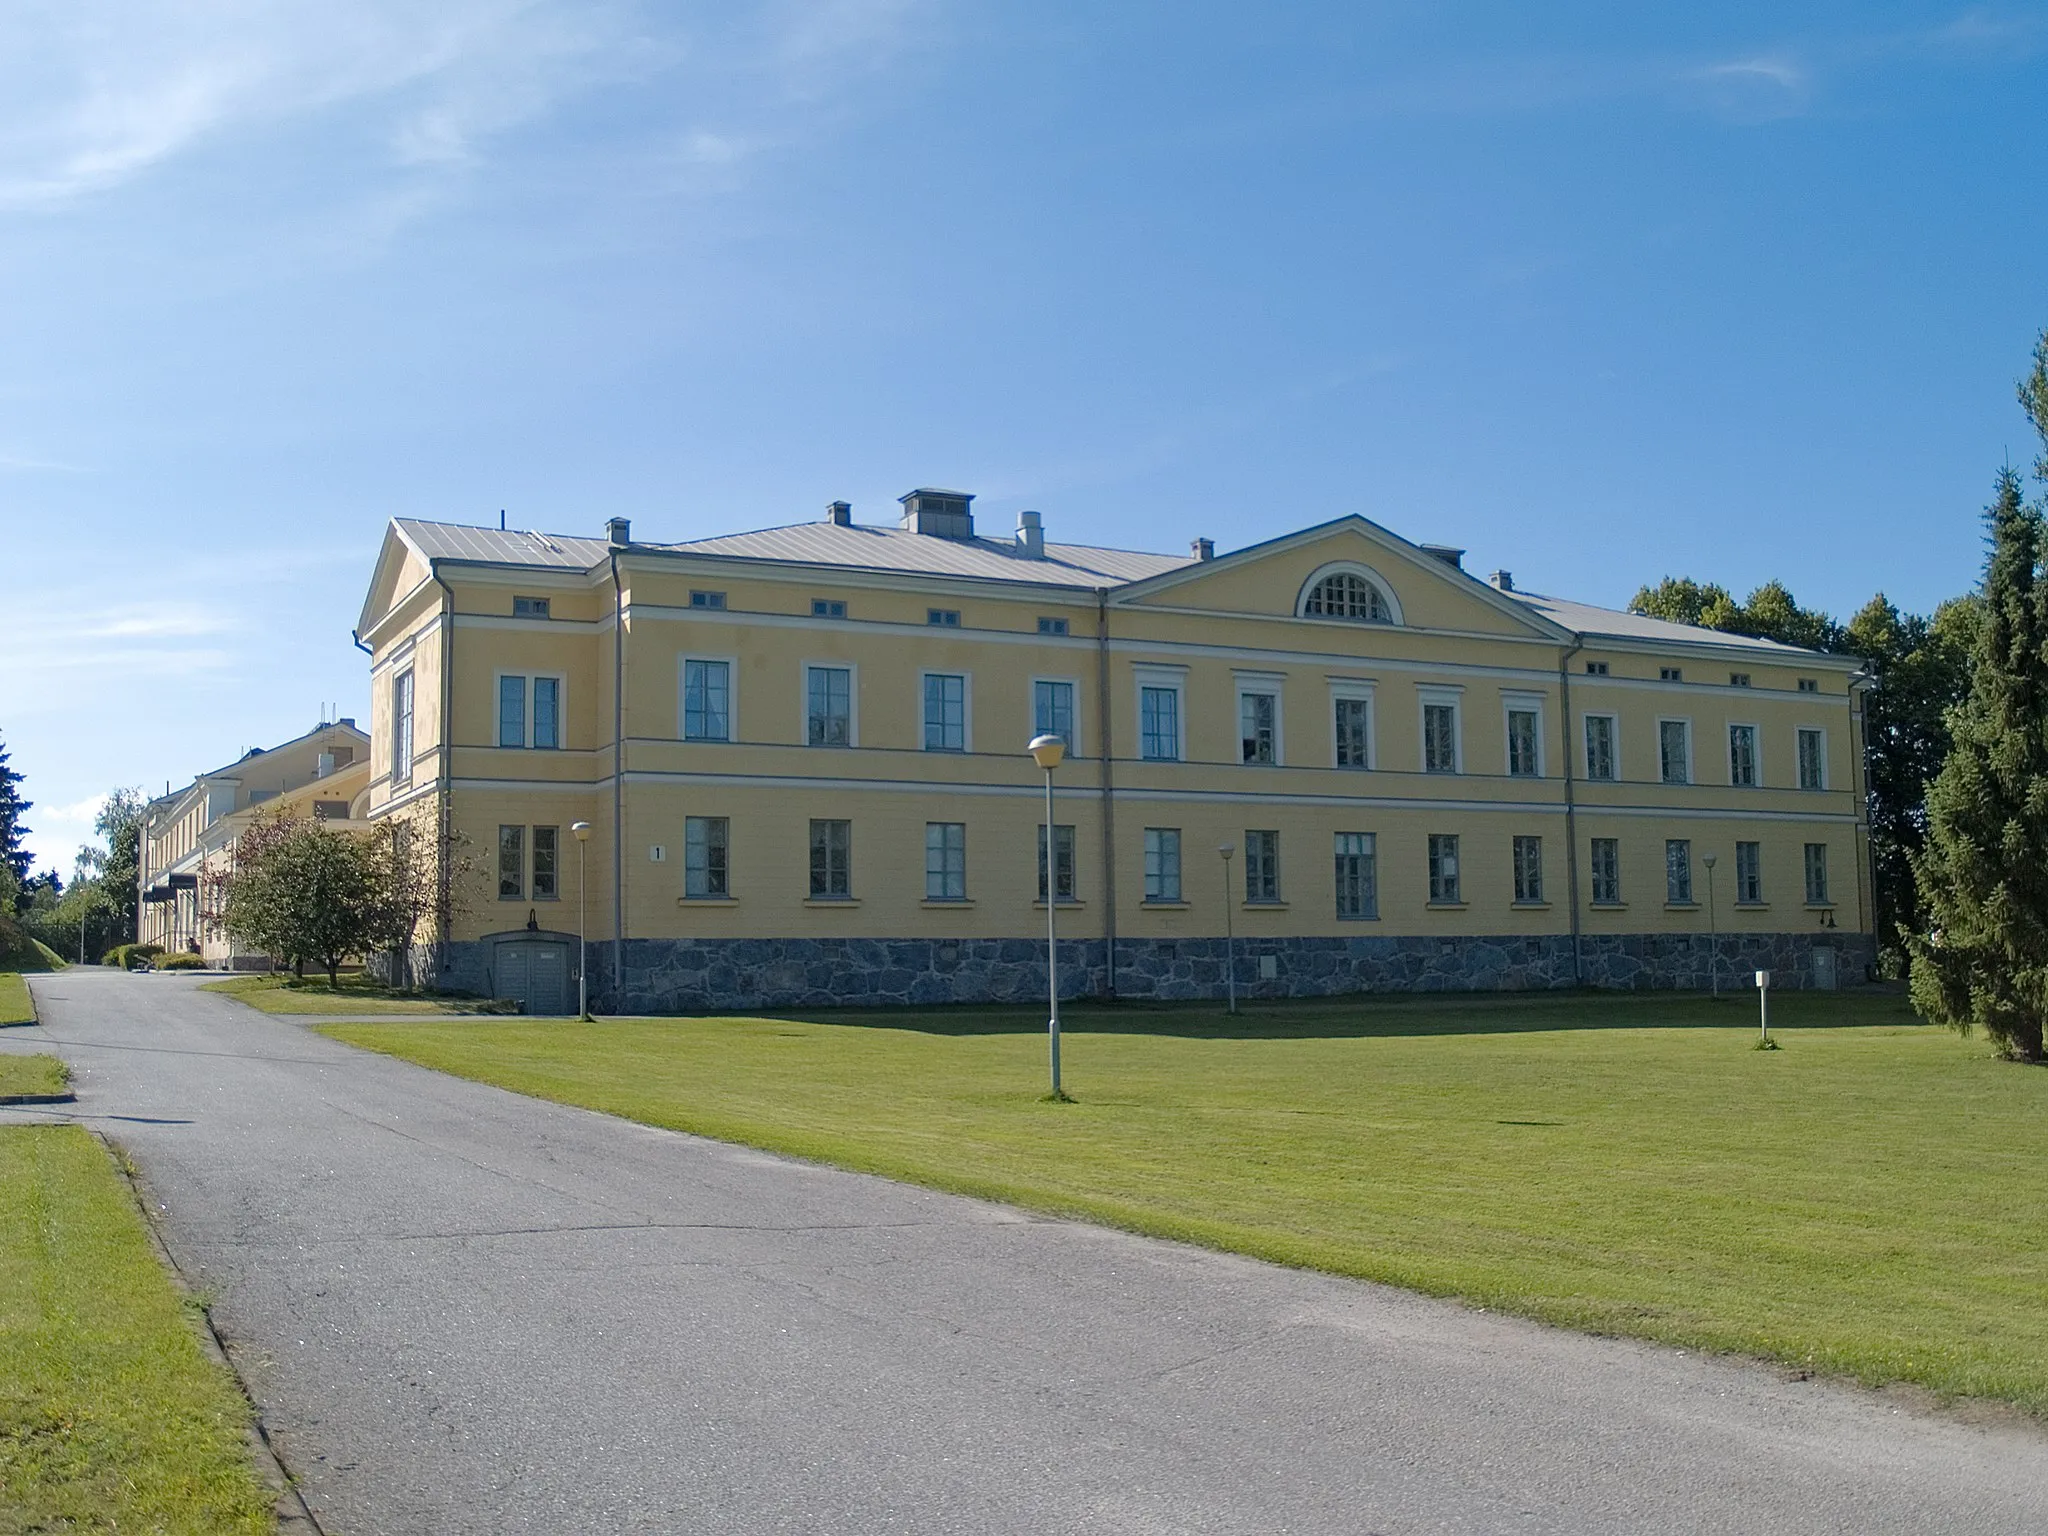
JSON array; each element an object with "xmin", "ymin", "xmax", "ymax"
[
  {"xmin": 355, "ymin": 523, "xmax": 435, "ymax": 640},
  {"xmin": 1113, "ymin": 516, "xmax": 1568, "ymax": 640}
]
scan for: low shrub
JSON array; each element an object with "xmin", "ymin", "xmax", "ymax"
[
  {"xmin": 153, "ymin": 953, "xmax": 207, "ymax": 971},
  {"xmin": 102, "ymin": 944, "xmax": 165, "ymax": 971}
]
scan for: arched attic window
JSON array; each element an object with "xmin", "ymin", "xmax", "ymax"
[{"xmin": 1299, "ymin": 565, "xmax": 1398, "ymax": 625}]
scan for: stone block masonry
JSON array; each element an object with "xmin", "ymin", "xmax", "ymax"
[{"xmin": 432, "ymin": 930, "xmax": 1875, "ymax": 1013}]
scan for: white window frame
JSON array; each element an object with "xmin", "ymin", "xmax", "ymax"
[
  {"xmin": 802, "ymin": 662, "xmax": 859, "ymax": 749},
  {"xmin": 684, "ymin": 815, "xmax": 730, "ymax": 900},
  {"xmin": 1418, "ymin": 685, "xmax": 1464, "ymax": 775},
  {"xmin": 925, "ymin": 822, "xmax": 967, "ymax": 902},
  {"xmin": 1427, "ymin": 832, "xmax": 1462, "ymax": 904},
  {"xmin": 1234, "ymin": 670, "xmax": 1285, "ymax": 767},
  {"xmin": 1727, "ymin": 721, "xmax": 1760, "ymax": 788},
  {"xmin": 1328, "ymin": 679, "xmax": 1376, "ymax": 771},
  {"xmin": 1030, "ymin": 676, "xmax": 1082, "ymax": 755},
  {"xmin": 1512, "ymin": 834, "xmax": 1545, "ymax": 903},
  {"xmin": 1334, "ymin": 831, "xmax": 1377, "ymax": 920},
  {"xmin": 1502, "ymin": 691, "xmax": 1546, "ymax": 779},
  {"xmin": 1581, "ymin": 712, "xmax": 1618, "ymax": 783},
  {"xmin": 1666, "ymin": 838, "xmax": 1694, "ymax": 905},
  {"xmin": 1589, "ymin": 836, "xmax": 1621, "ymax": 905},
  {"xmin": 1804, "ymin": 841, "xmax": 1831, "ymax": 904},
  {"xmin": 1295, "ymin": 560, "xmax": 1406, "ymax": 625},
  {"xmin": 919, "ymin": 670, "xmax": 972, "ymax": 753},
  {"xmin": 391, "ymin": 667, "xmax": 414, "ymax": 787},
  {"xmin": 1796, "ymin": 726, "xmax": 1828, "ymax": 790},
  {"xmin": 678, "ymin": 654, "xmax": 737, "ymax": 743},
  {"xmin": 495, "ymin": 670, "xmax": 566, "ymax": 750},
  {"xmin": 1134, "ymin": 664, "xmax": 1188, "ymax": 763},
  {"xmin": 1143, "ymin": 827, "xmax": 1182, "ymax": 903},
  {"xmin": 1734, "ymin": 840, "xmax": 1763, "ymax": 905},
  {"xmin": 1243, "ymin": 828, "xmax": 1282, "ymax": 904},
  {"xmin": 1657, "ymin": 717, "xmax": 1693, "ymax": 786}
]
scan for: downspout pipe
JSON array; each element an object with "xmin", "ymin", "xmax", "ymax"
[
  {"xmin": 1559, "ymin": 637, "xmax": 1584, "ymax": 987},
  {"xmin": 1095, "ymin": 589, "xmax": 1117, "ymax": 1000},
  {"xmin": 609, "ymin": 551, "xmax": 627, "ymax": 1003},
  {"xmin": 1848, "ymin": 662, "xmax": 1877, "ymax": 977}
]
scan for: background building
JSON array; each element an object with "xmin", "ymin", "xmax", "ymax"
[
  {"xmin": 355, "ymin": 495, "xmax": 1871, "ymax": 1013},
  {"xmin": 138, "ymin": 719, "xmax": 372, "ymax": 966}
]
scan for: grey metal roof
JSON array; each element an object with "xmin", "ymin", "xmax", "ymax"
[
  {"xmin": 396, "ymin": 520, "xmax": 615, "ymax": 569},
  {"xmin": 665, "ymin": 522, "xmax": 1191, "ymax": 587},
  {"xmin": 1507, "ymin": 591, "xmax": 1830, "ymax": 657}
]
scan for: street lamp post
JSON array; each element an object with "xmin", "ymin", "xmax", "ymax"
[
  {"xmin": 1028, "ymin": 734, "xmax": 1067, "ymax": 1098},
  {"xmin": 1218, "ymin": 843, "xmax": 1237, "ymax": 1016},
  {"xmin": 1702, "ymin": 851, "xmax": 1719, "ymax": 1000},
  {"xmin": 571, "ymin": 821, "xmax": 592, "ymax": 1020}
]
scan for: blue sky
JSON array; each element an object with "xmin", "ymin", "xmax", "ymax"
[{"xmin": 3, "ymin": 1, "xmax": 2045, "ymax": 875}]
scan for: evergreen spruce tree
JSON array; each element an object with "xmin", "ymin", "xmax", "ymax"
[
  {"xmin": 0, "ymin": 732, "xmax": 30, "ymax": 889},
  {"xmin": 1907, "ymin": 468, "xmax": 2048, "ymax": 1059}
]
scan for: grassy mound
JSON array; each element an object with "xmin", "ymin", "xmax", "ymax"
[{"xmin": 0, "ymin": 914, "xmax": 62, "ymax": 973}]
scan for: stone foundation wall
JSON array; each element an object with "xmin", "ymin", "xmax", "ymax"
[{"xmin": 431, "ymin": 929, "xmax": 1875, "ymax": 1013}]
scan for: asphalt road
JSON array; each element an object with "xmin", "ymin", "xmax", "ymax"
[{"xmin": 9, "ymin": 968, "xmax": 2048, "ymax": 1535}]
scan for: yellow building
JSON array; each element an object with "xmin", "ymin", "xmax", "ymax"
[
  {"xmin": 355, "ymin": 493, "xmax": 1871, "ymax": 1014},
  {"xmin": 139, "ymin": 720, "xmax": 372, "ymax": 966}
]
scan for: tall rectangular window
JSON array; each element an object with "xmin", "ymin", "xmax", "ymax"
[
  {"xmin": 1583, "ymin": 715, "xmax": 1616, "ymax": 781},
  {"xmin": 1512, "ymin": 835, "xmax": 1543, "ymax": 902},
  {"xmin": 685, "ymin": 817, "xmax": 728, "ymax": 899},
  {"xmin": 533, "ymin": 677, "xmax": 560, "ymax": 750},
  {"xmin": 1143, "ymin": 828, "xmax": 1182, "ymax": 902},
  {"xmin": 392, "ymin": 669, "xmax": 414, "ymax": 785},
  {"xmin": 497, "ymin": 825, "xmax": 524, "ymax": 900},
  {"xmin": 1140, "ymin": 686, "xmax": 1180, "ymax": 761},
  {"xmin": 1659, "ymin": 720, "xmax": 1691, "ymax": 785},
  {"xmin": 1034, "ymin": 680, "xmax": 1075, "ymax": 746},
  {"xmin": 1244, "ymin": 829, "xmax": 1280, "ymax": 902},
  {"xmin": 1736, "ymin": 840, "xmax": 1762, "ymax": 904},
  {"xmin": 1423, "ymin": 702, "xmax": 1458, "ymax": 773},
  {"xmin": 1334, "ymin": 832, "xmax": 1377, "ymax": 919},
  {"xmin": 499, "ymin": 675, "xmax": 526, "ymax": 748},
  {"xmin": 923, "ymin": 674, "xmax": 967, "ymax": 751},
  {"xmin": 1428, "ymin": 834, "xmax": 1461, "ymax": 904},
  {"xmin": 1334, "ymin": 697, "xmax": 1370, "ymax": 768},
  {"xmin": 1728, "ymin": 723, "xmax": 1758, "ymax": 787},
  {"xmin": 531, "ymin": 826, "xmax": 558, "ymax": 899},
  {"xmin": 1590, "ymin": 837, "xmax": 1620, "ymax": 904},
  {"xmin": 1037, "ymin": 824, "xmax": 1076, "ymax": 902},
  {"xmin": 925, "ymin": 822, "xmax": 966, "ymax": 900},
  {"xmin": 1507, "ymin": 707, "xmax": 1541, "ymax": 777},
  {"xmin": 809, "ymin": 819, "xmax": 851, "ymax": 898},
  {"xmin": 1797, "ymin": 728, "xmax": 1826, "ymax": 789},
  {"xmin": 807, "ymin": 667, "xmax": 852, "ymax": 747},
  {"xmin": 1666, "ymin": 839, "xmax": 1693, "ymax": 904},
  {"xmin": 683, "ymin": 660, "xmax": 730, "ymax": 742},
  {"xmin": 1804, "ymin": 843, "xmax": 1830, "ymax": 904},
  {"xmin": 1240, "ymin": 692, "xmax": 1277, "ymax": 764}
]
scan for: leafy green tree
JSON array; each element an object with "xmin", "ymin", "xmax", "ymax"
[
  {"xmin": 1628, "ymin": 576, "xmax": 1840, "ymax": 650},
  {"xmin": 1908, "ymin": 469, "xmax": 2048, "ymax": 1059},
  {"xmin": 219, "ymin": 813, "xmax": 394, "ymax": 987},
  {"xmin": 0, "ymin": 732, "xmax": 29, "ymax": 889},
  {"xmin": 91, "ymin": 788, "xmax": 143, "ymax": 946}
]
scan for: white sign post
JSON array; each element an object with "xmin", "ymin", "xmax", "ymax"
[{"xmin": 1755, "ymin": 969, "xmax": 1772, "ymax": 1048}]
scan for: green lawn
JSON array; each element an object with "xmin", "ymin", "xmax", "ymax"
[
  {"xmin": 0, "ymin": 1054, "xmax": 68, "ymax": 1099},
  {"xmin": 0, "ymin": 973, "xmax": 32, "ymax": 1027},
  {"xmin": 0, "ymin": 1125, "xmax": 273, "ymax": 1534},
  {"xmin": 325, "ymin": 990, "xmax": 2048, "ymax": 1416},
  {"xmin": 202, "ymin": 971, "xmax": 511, "ymax": 1016}
]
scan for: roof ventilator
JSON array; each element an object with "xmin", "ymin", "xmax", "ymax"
[
  {"xmin": 1191, "ymin": 537, "xmax": 1215, "ymax": 561},
  {"xmin": 606, "ymin": 517, "xmax": 632, "ymax": 547},
  {"xmin": 1016, "ymin": 510, "xmax": 1044, "ymax": 557},
  {"xmin": 825, "ymin": 501, "xmax": 852, "ymax": 527},
  {"xmin": 1421, "ymin": 544, "xmax": 1465, "ymax": 570},
  {"xmin": 1490, "ymin": 570, "xmax": 1514, "ymax": 592},
  {"xmin": 899, "ymin": 488, "xmax": 975, "ymax": 540}
]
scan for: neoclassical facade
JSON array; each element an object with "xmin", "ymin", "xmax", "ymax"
[{"xmin": 354, "ymin": 493, "xmax": 1872, "ymax": 1014}]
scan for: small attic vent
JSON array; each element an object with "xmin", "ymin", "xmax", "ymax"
[
  {"xmin": 1420, "ymin": 544, "xmax": 1465, "ymax": 570},
  {"xmin": 900, "ymin": 488, "xmax": 975, "ymax": 540}
]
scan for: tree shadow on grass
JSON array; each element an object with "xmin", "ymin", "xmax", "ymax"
[{"xmin": 752, "ymin": 987, "xmax": 1923, "ymax": 1042}]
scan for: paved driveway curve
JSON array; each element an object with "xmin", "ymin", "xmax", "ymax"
[{"xmin": 9, "ymin": 968, "xmax": 2048, "ymax": 1534}]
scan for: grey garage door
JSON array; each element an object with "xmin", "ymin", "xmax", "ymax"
[{"xmin": 496, "ymin": 941, "xmax": 570, "ymax": 1015}]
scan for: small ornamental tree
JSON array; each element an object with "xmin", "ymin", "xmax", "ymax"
[
  {"xmin": 217, "ymin": 812, "xmax": 392, "ymax": 986},
  {"xmin": 1908, "ymin": 469, "xmax": 2048, "ymax": 1060}
]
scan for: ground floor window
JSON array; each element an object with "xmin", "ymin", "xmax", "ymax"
[
  {"xmin": 686, "ymin": 816, "xmax": 729, "ymax": 899},
  {"xmin": 1804, "ymin": 842, "xmax": 1829, "ymax": 905},
  {"xmin": 1334, "ymin": 832, "xmax": 1376, "ymax": 919},
  {"xmin": 1038, "ymin": 824, "xmax": 1076, "ymax": 902},
  {"xmin": 1589, "ymin": 837, "xmax": 1620, "ymax": 905},
  {"xmin": 1512, "ymin": 835, "xmax": 1543, "ymax": 903},
  {"xmin": 1143, "ymin": 828, "xmax": 1181, "ymax": 902},
  {"xmin": 926, "ymin": 822, "xmax": 967, "ymax": 900},
  {"xmin": 497, "ymin": 824, "xmax": 557, "ymax": 901},
  {"xmin": 1736, "ymin": 840, "xmax": 1762, "ymax": 904},
  {"xmin": 498, "ymin": 826, "xmax": 524, "ymax": 899},
  {"xmin": 1244, "ymin": 829, "xmax": 1280, "ymax": 903},
  {"xmin": 1666, "ymin": 839, "xmax": 1693, "ymax": 904},
  {"xmin": 531, "ymin": 826, "xmax": 558, "ymax": 900},
  {"xmin": 810, "ymin": 819, "xmax": 851, "ymax": 898},
  {"xmin": 1427, "ymin": 834, "xmax": 1460, "ymax": 904}
]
